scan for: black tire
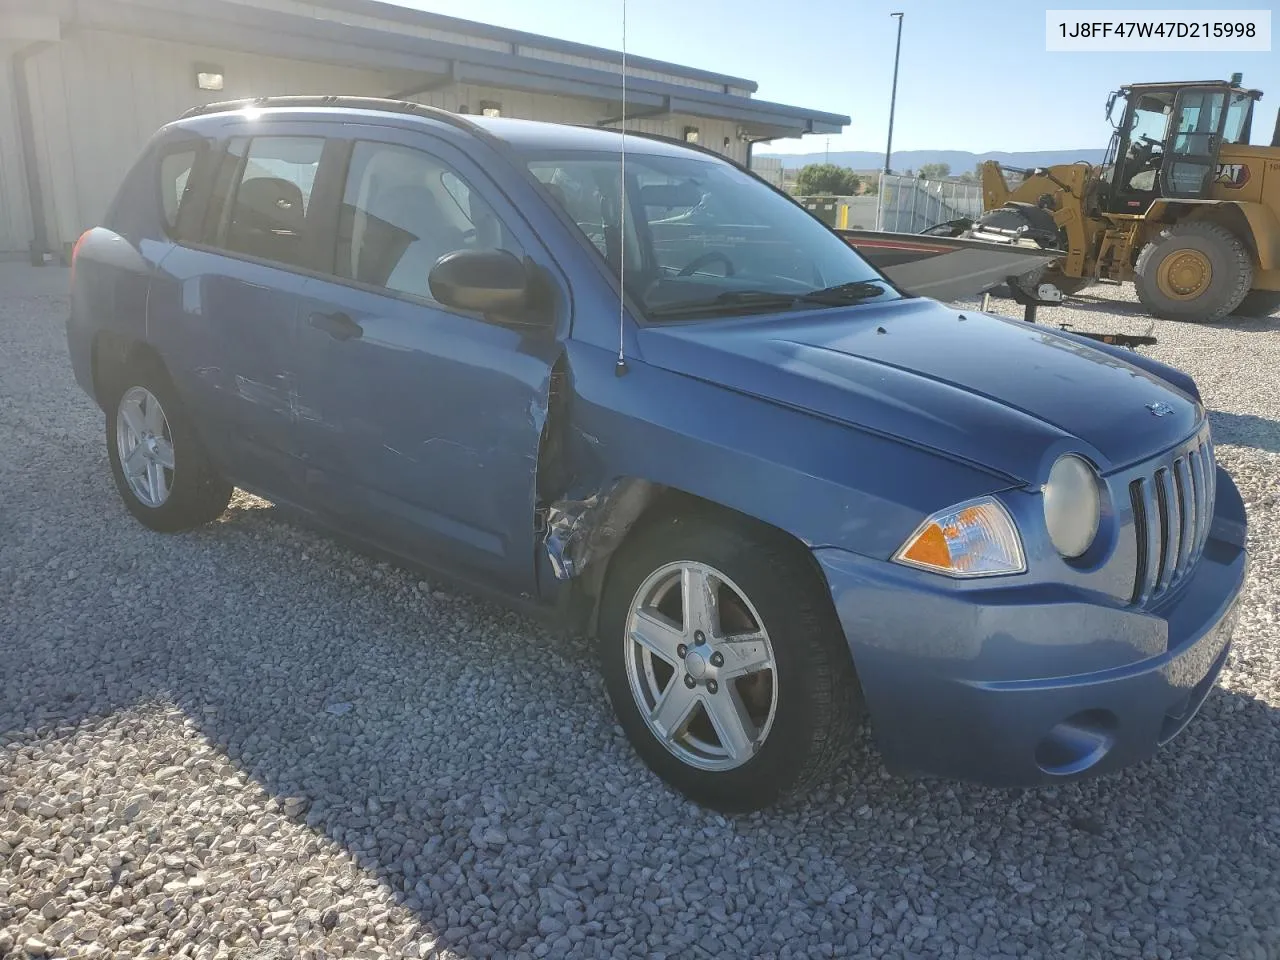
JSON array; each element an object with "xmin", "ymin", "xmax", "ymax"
[
  {"xmin": 104, "ymin": 358, "xmax": 233, "ymax": 532},
  {"xmin": 598, "ymin": 510, "xmax": 862, "ymax": 813},
  {"xmin": 1232, "ymin": 289, "xmax": 1280, "ymax": 318},
  {"xmin": 1134, "ymin": 221, "xmax": 1253, "ymax": 322}
]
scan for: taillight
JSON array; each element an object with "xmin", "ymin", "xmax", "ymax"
[{"xmin": 69, "ymin": 229, "xmax": 90, "ymax": 286}]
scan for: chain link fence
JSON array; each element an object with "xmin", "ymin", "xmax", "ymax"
[{"xmin": 875, "ymin": 175, "xmax": 984, "ymax": 233}]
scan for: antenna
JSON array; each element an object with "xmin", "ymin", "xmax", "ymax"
[{"xmin": 614, "ymin": 0, "xmax": 629, "ymax": 377}]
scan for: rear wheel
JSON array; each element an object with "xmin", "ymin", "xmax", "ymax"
[
  {"xmin": 598, "ymin": 511, "xmax": 861, "ymax": 812},
  {"xmin": 1232, "ymin": 289, "xmax": 1280, "ymax": 318},
  {"xmin": 105, "ymin": 360, "xmax": 232, "ymax": 532},
  {"xmin": 1134, "ymin": 221, "xmax": 1253, "ymax": 322}
]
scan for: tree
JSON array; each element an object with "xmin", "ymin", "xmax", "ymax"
[
  {"xmin": 794, "ymin": 163, "xmax": 862, "ymax": 196},
  {"xmin": 918, "ymin": 162, "xmax": 952, "ymax": 181}
]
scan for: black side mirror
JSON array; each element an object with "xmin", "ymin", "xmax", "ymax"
[{"xmin": 429, "ymin": 249, "xmax": 533, "ymax": 317}]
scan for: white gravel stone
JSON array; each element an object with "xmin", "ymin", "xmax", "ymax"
[{"xmin": 3, "ymin": 265, "xmax": 1280, "ymax": 958}]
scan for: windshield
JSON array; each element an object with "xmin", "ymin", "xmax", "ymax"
[
  {"xmin": 525, "ymin": 150, "xmax": 898, "ymax": 320},
  {"xmin": 1128, "ymin": 94, "xmax": 1172, "ymax": 143}
]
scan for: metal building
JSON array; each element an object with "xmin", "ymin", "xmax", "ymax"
[{"xmin": 0, "ymin": 0, "xmax": 847, "ymax": 263}]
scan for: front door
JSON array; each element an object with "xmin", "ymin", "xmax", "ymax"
[
  {"xmin": 1160, "ymin": 87, "xmax": 1229, "ymax": 199},
  {"xmin": 292, "ymin": 129, "xmax": 568, "ymax": 592}
]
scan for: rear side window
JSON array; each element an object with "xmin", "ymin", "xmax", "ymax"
[
  {"xmin": 202, "ymin": 136, "xmax": 325, "ymax": 269},
  {"xmin": 158, "ymin": 148, "xmax": 199, "ymax": 236}
]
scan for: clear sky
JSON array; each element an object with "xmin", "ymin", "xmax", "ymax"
[{"xmin": 393, "ymin": 0, "xmax": 1278, "ymax": 155}]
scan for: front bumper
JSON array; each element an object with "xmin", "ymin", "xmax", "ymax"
[{"xmin": 816, "ymin": 467, "xmax": 1248, "ymax": 786}]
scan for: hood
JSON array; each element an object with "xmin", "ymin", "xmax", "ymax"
[{"xmin": 637, "ymin": 297, "xmax": 1202, "ymax": 484}]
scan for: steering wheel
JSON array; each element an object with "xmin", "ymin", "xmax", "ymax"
[{"xmin": 676, "ymin": 251, "xmax": 735, "ymax": 278}]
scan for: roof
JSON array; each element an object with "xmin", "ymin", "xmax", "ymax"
[
  {"xmin": 1122, "ymin": 79, "xmax": 1264, "ymax": 98},
  {"xmin": 8, "ymin": 0, "xmax": 848, "ymax": 138},
  {"xmin": 469, "ymin": 116, "xmax": 708, "ymax": 156},
  {"xmin": 174, "ymin": 98, "xmax": 754, "ymax": 160}
]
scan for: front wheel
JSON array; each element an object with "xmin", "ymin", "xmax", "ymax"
[
  {"xmin": 1134, "ymin": 221, "xmax": 1253, "ymax": 322},
  {"xmin": 598, "ymin": 511, "xmax": 862, "ymax": 812}
]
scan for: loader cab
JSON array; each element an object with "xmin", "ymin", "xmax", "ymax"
[{"xmin": 1101, "ymin": 79, "xmax": 1261, "ymax": 213}]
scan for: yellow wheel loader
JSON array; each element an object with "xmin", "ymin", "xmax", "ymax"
[{"xmin": 974, "ymin": 75, "xmax": 1280, "ymax": 322}]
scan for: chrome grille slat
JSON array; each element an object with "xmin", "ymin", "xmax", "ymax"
[
  {"xmin": 1175, "ymin": 456, "xmax": 1194, "ymax": 572},
  {"xmin": 1155, "ymin": 467, "xmax": 1178, "ymax": 593},
  {"xmin": 1127, "ymin": 429, "xmax": 1216, "ymax": 608},
  {"xmin": 1197, "ymin": 442, "xmax": 1214, "ymax": 557},
  {"xmin": 1188, "ymin": 448, "xmax": 1206, "ymax": 562},
  {"xmin": 1130, "ymin": 477, "xmax": 1159, "ymax": 605}
]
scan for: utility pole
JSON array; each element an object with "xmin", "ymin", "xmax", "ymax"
[{"xmin": 884, "ymin": 12, "xmax": 904, "ymax": 176}]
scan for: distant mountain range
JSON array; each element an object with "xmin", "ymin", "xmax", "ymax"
[{"xmin": 757, "ymin": 149, "xmax": 1108, "ymax": 172}]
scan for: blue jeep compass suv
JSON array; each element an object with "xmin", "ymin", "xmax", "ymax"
[{"xmin": 67, "ymin": 97, "xmax": 1248, "ymax": 812}]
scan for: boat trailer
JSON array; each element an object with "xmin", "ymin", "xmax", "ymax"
[{"xmin": 989, "ymin": 279, "xmax": 1158, "ymax": 351}]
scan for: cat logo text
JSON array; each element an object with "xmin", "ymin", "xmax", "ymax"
[{"xmin": 1214, "ymin": 163, "xmax": 1250, "ymax": 188}]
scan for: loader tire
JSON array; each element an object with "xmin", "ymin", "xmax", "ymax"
[
  {"xmin": 1134, "ymin": 221, "xmax": 1253, "ymax": 322},
  {"xmin": 1232, "ymin": 289, "xmax": 1280, "ymax": 318}
]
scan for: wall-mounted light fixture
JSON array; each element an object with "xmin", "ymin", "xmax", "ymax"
[
  {"xmin": 195, "ymin": 64, "xmax": 224, "ymax": 91},
  {"xmin": 480, "ymin": 100, "xmax": 502, "ymax": 117},
  {"xmin": 683, "ymin": 126, "xmax": 700, "ymax": 143}
]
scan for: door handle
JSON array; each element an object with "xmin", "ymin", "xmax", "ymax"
[{"xmin": 308, "ymin": 311, "xmax": 363, "ymax": 341}]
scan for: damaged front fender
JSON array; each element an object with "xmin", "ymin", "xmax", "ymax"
[{"xmin": 543, "ymin": 478, "xmax": 660, "ymax": 580}]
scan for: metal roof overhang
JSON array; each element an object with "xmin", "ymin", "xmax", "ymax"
[
  {"xmin": 10, "ymin": 0, "xmax": 847, "ymax": 139},
  {"xmin": 305, "ymin": 0, "xmax": 762, "ymax": 94}
]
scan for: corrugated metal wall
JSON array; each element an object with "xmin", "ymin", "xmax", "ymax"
[
  {"xmin": 0, "ymin": 54, "xmax": 33, "ymax": 257},
  {"xmin": 2, "ymin": 28, "xmax": 747, "ymax": 256},
  {"xmin": 19, "ymin": 29, "xmax": 398, "ymax": 251},
  {"xmin": 1, "ymin": 28, "xmax": 746, "ymax": 254}
]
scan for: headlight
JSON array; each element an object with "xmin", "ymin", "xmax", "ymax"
[
  {"xmin": 893, "ymin": 497, "xmax": 1025, "ymax": 577},
  {"xmin": 1043, "ymin": 454, "xmax": 1101, "ymax": 559}
]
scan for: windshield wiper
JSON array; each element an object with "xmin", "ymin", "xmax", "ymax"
[
  {"xmin": 795, "ymin": 280, "xmax": 890, "ymax": 305},
  {"xmin": 646, "ymin": 289, "xmax": 808, "ymax": 319},
  {"xmin": 646, "ymin": 282, "xmax": 891, "ymax": 320}
]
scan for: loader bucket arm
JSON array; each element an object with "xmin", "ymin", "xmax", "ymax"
[{"xmin": 980, "ymin": 161, "xmax": 1011, "ymax": 212}]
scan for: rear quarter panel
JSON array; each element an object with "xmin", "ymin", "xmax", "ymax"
[{"xmin": 68, "ymin": 125, "xmax": 196, "ymax": 405}]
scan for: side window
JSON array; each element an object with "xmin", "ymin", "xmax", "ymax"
[
  {"xmin": 158, "ymin": 146, "xmax": 200, "ymax": 238},
  {"xmin": 204, "ymin": 136, "xmax": 324, "ymax": 268},
  {"xmin": 201, "ymin": 137, "xmax": 248, "ymax": 245},
  {"xmin": 335, "ymin": 141, "xmax": 523, "ymax": 301}
]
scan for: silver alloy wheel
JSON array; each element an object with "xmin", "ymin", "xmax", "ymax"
[
  {"xmin": 624, "ymin": 561, "xmax": 779, "ymax": 771},
  {"xmin": 115, "ymin": 386, "xmax": 175, "ymax": 508}
]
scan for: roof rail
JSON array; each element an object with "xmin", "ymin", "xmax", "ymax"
[{"xmin": 178, "ymin": 95, "xmax": 481, "ymax": 133}]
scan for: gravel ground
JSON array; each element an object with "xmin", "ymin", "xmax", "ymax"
[{"xmin": 2, "ymin": 264, "xmax": 1280, "ymax": 960}]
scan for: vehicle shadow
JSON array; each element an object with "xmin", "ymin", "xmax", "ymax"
[
  {"xmin": 5, "ymin": 457, "xmax": 1280, "ymax": 958},
  {"xmin": 1209, "ymin": 410, "xmax": 1280, "ymax": 456}
]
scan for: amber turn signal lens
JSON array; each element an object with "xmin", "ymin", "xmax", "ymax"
[{"xmin": 893, "ymin": 498, "xmax": 1025, "ymax": 578}]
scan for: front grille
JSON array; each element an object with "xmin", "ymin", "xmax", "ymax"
[{"xmin": 1128, "ymin": 431, "xmax": 1216, "ymax": 606}]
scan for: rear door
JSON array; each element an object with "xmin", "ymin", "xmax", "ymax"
[
  {"xmin": 150, "ymin": 128, "xmax": 337, "ymax": 501},
  {"xmin": 1160, "ymin": 87, "xmax": 1229, "ymax": 199},
  {"xmin": 290, "ymin": 126, "xmax": 569, "ymax": 592}
]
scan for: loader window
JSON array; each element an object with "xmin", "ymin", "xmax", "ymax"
[
  {"xmin": 1222, "ymin": 92, "xmax": 1253, "ymax": 145},
  {"xmin": 1129, "ymin": 98, "xmax": 1170, "ymax": 145}
]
